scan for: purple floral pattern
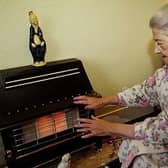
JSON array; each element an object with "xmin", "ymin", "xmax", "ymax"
[{"xmin": 117, "ymin": 65, "xmax": 168, "ymax": 168}]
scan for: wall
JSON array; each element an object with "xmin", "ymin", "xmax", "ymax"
[{"xmin": 0, "ymin": 0, "xmax": 164, "ymax": 95}]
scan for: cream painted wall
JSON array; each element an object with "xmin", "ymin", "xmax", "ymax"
[{"xmin": 0, "ymin": 0, "xmax": 165, "ymax": 95}]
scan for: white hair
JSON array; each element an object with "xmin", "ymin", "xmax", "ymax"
[{"xmin": 150, "ymin": 4, "xmax": 168, "ymax": 31}]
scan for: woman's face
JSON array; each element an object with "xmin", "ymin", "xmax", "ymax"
[{"xmin": 152, "ymin": 28, "xmax": 168, "ymax": 65}]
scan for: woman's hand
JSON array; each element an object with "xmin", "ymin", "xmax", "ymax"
[
  {"xmin": 73, "ymin": 96, "xmax": 107, "ymax": 109},
  {"xmin": 73, "ymin": 95, "xmax": 119, "ymax": 109},
  {"xmin": 75, "ymin": 116, "xmax": 135, "ymax": 139},
  {"xmin": 75, "ymin": 115, "xmax": 112, "ymax": 138}
]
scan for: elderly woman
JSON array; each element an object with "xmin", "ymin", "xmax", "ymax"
[{"xmin": 74, "ymin": 4, "xmax": 168, "ymax": 168}]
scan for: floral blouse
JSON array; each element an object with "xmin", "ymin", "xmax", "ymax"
[{"xmin": 117, "ymin": 65, "xmax": 168, "ymax": 168}]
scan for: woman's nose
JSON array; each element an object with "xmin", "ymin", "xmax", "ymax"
[{"xmin": 154, "ymin": 44, "xmax": 161, "ymax": 54}]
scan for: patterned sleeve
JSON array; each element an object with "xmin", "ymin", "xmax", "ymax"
[
  {"xmin": 134, "ymin": 114, "xmax": 168, "ymax": 144},
  {"xmin": 118, "ymin": 67, "xmax": 168, "ymax": 144},
  {"xmin": 117, "ymin": 71, "xmax": 160, "ymax": 107}
]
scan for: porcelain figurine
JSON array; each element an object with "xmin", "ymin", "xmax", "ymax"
[
  {"xmin": 28, "ymin": 11, "xmax": 46, "ymax": 67},
  {"xmin": 57, "ymin": 153, "xmax": 71, "ymax": 168}
]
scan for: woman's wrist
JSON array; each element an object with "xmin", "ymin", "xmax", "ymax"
[
  {"xmin": 102, "ymin": 95, "xmax": 119, "ymax": 106},
  {"xmin": 108, "ymin": 123, "xmax": 135, "ymax": 138}
]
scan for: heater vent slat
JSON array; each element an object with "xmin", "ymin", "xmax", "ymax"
[{"xmin": 5, "ymin": 68, "xmax": 80, "ymax": 89}]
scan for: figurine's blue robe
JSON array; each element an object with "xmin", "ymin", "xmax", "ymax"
[{"xmin": 29, "ymin": 25, "xmax": 46, "ymax": 63}]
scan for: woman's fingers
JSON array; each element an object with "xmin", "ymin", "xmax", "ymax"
[
  {"xmin": 73, "ymin": 96, "xmax": 88, "ymax": 103},
  {"xmin": 73, "ymin": 96, "xmax": 103, "ymax": 110},
  {"xmin": 75, "ymin": 122, "xmax": 91, "ymax": 129},
  {"xmin": 81, "ymin": 132, "xmax": 94, "ymax": 139},
  {"xmin": 75, "ymin": 117, "xmax": 98, "ymax": 128},
  {"xmin": 73, "ymin": 96, "xmax": 87, "ymax": 100},
  {"xmin": 73, "ymin": 100, "xmax": 88, "ymax": 104},
  {"xmin": 91, "ymin": 115, "xmax": 98, "ymax": 120},
  {"xmin": 76, "ymin": 128, "xmax": 90, "ymax": 133},
  {"xmin": 77, "ymin": 128, "xmax": 95, "ymax": 139},
  {"xmin": 74, "ymin": 116, "xmax": 101, "ymax": 138},
  {"xmin": 73, "ymin": 96, "xmax": 95, "ymax": 104},
  {"xmin": 76, "ymin": 118, "xmax": 93, "ymax": 124}
]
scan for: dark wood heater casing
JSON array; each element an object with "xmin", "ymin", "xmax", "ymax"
[{"xmin": 0, "ymin": 58, "xmax": 98, "ymax": 168}]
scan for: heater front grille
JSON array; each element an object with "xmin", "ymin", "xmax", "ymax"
[{"xmin": 7, "ymin": 107, "xmax": 87, "ymax": 154}]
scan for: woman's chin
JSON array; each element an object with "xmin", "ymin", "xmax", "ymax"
[{"xmin": 162, "ymin": 57, "xmax": 168, "ymax": 65}]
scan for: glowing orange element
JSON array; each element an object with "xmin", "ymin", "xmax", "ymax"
[
  {"xmin": 53, "ymin": 112, "xmax": 67, "ymax": 133},
  {"xmin": 36, "ymin": 115, "xmax": 54, "ymax": 138}
]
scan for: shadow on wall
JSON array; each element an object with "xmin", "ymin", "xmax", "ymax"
[{"xmin": 147, "ymin": 40, "xmax": 163, "ymax": 70}]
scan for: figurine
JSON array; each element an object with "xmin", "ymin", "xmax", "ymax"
[
  {"xmin": 57, "ymin": 153, "xmax": 71, "ymax": 168},
  {"xmin": 28, "ymin": 11, "xmax": 47, "ymax": 67}
]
